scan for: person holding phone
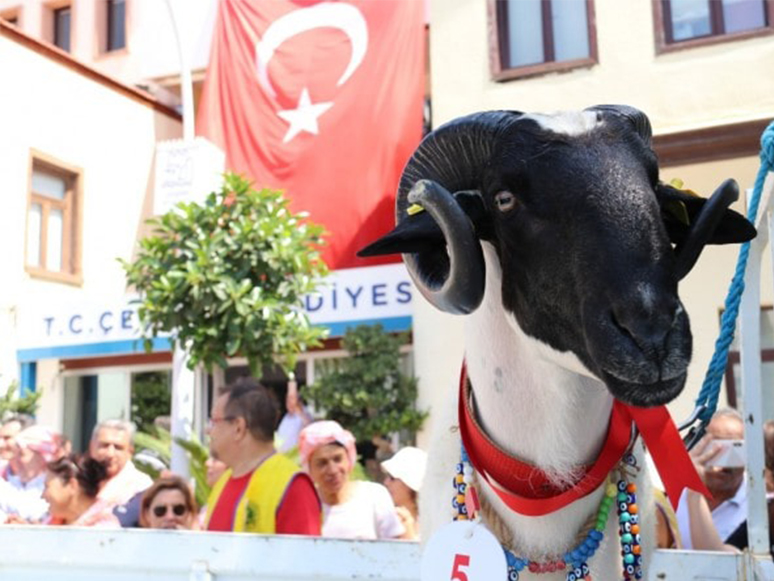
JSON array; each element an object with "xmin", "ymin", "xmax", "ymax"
[{"xmin": 676, "ymin": 408, "xmax": 747, "ymax": 549}]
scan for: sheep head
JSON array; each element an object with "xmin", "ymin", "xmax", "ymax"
[{"xmin": 358, "ymin": 106, "xmax": 756, "ymax": 407}]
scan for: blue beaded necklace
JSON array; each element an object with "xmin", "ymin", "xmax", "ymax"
[{"xmin": 453, "ymin": 447, "xmax": 643, "ymax": 581}]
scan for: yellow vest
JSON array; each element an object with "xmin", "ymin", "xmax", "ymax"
[{"xmin": 205, "ymin": 453, "xmax": 302, "ymax": 533}]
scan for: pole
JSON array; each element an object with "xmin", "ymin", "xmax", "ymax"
[{"xmin": 164, "ymin": 0, "xmax": 196, "ymax": 478}]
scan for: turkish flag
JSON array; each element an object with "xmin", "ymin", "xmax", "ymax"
[{"xmin": 197, "ymin": 0, "xmax": 425, "ymax": 270}]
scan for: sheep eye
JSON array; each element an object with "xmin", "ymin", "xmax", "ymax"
[{"xmin": 495, "ymin": 191, "xmax": 517, "ymax": 212}]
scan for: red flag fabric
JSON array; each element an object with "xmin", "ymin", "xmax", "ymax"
[{"xmin": 197, "ymin": 0, "xmax": 425, "ymax": 270}]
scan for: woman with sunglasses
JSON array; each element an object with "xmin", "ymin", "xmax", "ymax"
[
  {"xmin": 43, "ymin": 454, "xmax": 119, "ymax": 527},
  {"xmin": 140, "ymin": 475, "xmax": 198, "ymax": 530}
]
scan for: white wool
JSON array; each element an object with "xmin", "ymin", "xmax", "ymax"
[
  {"xmin": 420, "ymin": 243, "xmax": 656, "ymax": 580},
  {"xmin": 521, "ymin": 110, "xmax": 601, "ymax": 137}
]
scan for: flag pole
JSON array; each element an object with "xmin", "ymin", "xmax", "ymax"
[{"xmin": 164, "ymin": 0, "xmax": 196, "ymax": 479}]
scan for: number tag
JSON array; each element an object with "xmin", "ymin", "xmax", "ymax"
[{"xmin": 421, "ymin": 521, "xmax": 507, "ymax": 581}]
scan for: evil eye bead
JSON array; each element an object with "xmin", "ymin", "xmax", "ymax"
[
  {"xmin": 459, "ymin": 504, "xmax": 468, "ymax": 515},
  {"xmin": 567, "ymin": 572, "xmax": 577, "ymax": 581},
  {"xmin": 452, "ymin": 497, "xmax": 460, "ymax": 509},
  {"xmin": 508, "ymin": 569, "xmax": 519, "ymax": 581},
  {"xmin": 630, "ymin": 514, "xmax": 639, "ymax": 525},
  {"xmin": 618, "ymin": 501, "xmax": 628, "ymax": 512},
  {"xmin": 457, "ymin": 483, "xmax": 467, "ymax": 495},
  {"xmin": 617, "ymin": 480, "xmax": 627, "ymax": 492},
  {"xmin": 620, "ymin": 522, "xmax": 632, "ymax": 533},
  {"xmin": 625, "ymin": 564, "xmax": 635, "ymax": 575},
  {"xmin": 622, "ymin": 544, "xmax": 632, "ymax": 554},
  {"xmin": 455, "ymin": 463, "xmax": 465, "ymax": 474},
  {"xmin": 581, "ymin": 563, "xmax": 590, "ymax": 576}
]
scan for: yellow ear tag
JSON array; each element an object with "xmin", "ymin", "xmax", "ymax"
[
  {"xmin": 669, "ymin": 177, "xmax": 701, "ymax": 198},
  {"xmin": 407, "ymin": 204, "xmax": 425, "ymax": 216}
]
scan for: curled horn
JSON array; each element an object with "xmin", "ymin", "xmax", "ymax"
[
  {"xmin": 585, "ymin": 104, "xmax": 653, "ymax": 145},
  {"xmin": 398, "ymin": 111, "xmax": 521, "ymax": 314}
]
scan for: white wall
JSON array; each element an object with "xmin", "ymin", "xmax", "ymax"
[
  {"xmin": 0, "ymin": 27, "xmax": 181, "ymax": 408},
  {"xmin": 429, "ymin": 0, "xmax": 774, "ymax": 131},
  {"xmin": 0, "ymin": 0, "xmax": 217, "ymax": 84}
]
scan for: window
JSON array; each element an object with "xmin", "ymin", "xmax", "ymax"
[
  {"xmin": 107, "ymin": 0, "xmax": 126, "ymax": 51},
  {"xmin": 53, "ymin": 6, "xmax": 71, "ymax": 52},
  {"xmin": 657, "ymin": 0, "xmax": 772, "ymax": 49},
  {"xmin": 490, "ymin": 0, "xmax": 597, "ymax": 80},
  {"xmin": 26, "ymin": 154, "xmax": 81, "ymax": 283},
  {"xmin": 0, "ymin": 7, "xmax": 21, "ymax": 25}
]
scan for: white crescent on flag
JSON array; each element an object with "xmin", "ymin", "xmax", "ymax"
[{"xmin": 255, "ymin": 3, "xmax": 369, "ymax": 100}]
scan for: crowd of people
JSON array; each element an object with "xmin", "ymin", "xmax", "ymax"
[
  {"xmin": 2, "ymin": 378, "xmax": 771, "ymax": 556},
  {"xmin": 0, "ymin": 376, "xmax": 428, "ymax": 542}
]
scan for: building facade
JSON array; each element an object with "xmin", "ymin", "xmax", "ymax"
[{"xmin": 0, "ymin": 2, "xmax": 416, "ymax": 450}]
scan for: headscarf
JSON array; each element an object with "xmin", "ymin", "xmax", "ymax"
[
  {"xmin": 16, "ymin": 426, "xmax": 60, "ymax": 462},
  {"xmin": 298, "ymin": 420, "xmax": 357, "ymax": 472}
]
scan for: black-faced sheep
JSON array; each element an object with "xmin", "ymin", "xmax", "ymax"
[{"xmin": 359, "ymin": 105, "xmax": 755, "ymax": 580}]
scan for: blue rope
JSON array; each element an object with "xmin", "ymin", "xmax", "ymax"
[{"xmin": 694, "ymin": 121, "xmax": 774, "ymax": 423}]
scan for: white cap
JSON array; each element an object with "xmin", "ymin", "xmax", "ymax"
[{"xmin": 381, "ymin": 446, "xmax": 428, "ymax": 493}]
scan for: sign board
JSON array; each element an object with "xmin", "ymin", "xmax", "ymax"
[
  {"xmin": 16, "ymin": 265, "xmax": 414, "ymax": 359},
  {"xmin": 153, "ymin": 137, "xmax": 225, "ymax": 215},
  {"xmin": 304, "ymin": 264, "xmax": 413, "ymax": 334}
]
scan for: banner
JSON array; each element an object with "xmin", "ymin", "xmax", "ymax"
[{"xmin": 197, "ymin": 0, "xmax": 425, "ymax": 270}]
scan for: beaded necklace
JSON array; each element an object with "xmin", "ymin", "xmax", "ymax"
[{"xmin": 452, "ymin": 447, "xmax": 643, "ymax": 581}]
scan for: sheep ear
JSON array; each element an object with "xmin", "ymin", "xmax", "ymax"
[
  {"xmin": 655, "ymin": 182, "xmax": 756, "ymax": 246},
  {"xmin": 357, "ymin": 191, "xmax": 488, "ymax": 257}
]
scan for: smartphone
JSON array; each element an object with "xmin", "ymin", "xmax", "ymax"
[{"xmin": 706, "ymin": 439, "xmax": 746, "ymax": 469}]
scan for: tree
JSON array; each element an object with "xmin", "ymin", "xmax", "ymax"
[
  {"xmin": 130, "ymin": 371, "xmax": 171, "ymax": 434},
  {"xmin": 0, "ymin": 381, "xmax": 41, "ymax": 418},
  {"xmin": 302, "ymin": 324, "xmax": 427, "ymax": 442},
  {"xmin": 121, "ymin": 173, "xmax": 329, "ymax": 376}
]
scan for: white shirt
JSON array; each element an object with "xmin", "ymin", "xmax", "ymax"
[
  {"xmin": 0, "ymin": 472, "xmax": 48, "ymax": 521},
  {"xmin": 276, "ymin": 410, "xmax": 310, "ymax": 453},
  {"xmin": 97, "ymin": 460, "xmax": 153, "ymax": 507},
  {"xmin": 322, "ymin": 481, "xmax": 406, "ymax": 540},
  {"xmin": 676, "ymin": 482, "xmax": 748, "ymax": 549}
]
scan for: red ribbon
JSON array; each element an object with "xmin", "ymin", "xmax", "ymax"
[{"xmin": 458, "ymin": 363, "xmax": 709, "ymax": 516}]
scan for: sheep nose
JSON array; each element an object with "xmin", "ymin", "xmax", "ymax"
[{"xmin": 611, "ymin": 295, "xmax": 678, "ymax": 358}]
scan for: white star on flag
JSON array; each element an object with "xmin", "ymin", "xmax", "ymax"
[{"xmin": 277, "ymin": 88, "xmax": 334, "ymax": 143}]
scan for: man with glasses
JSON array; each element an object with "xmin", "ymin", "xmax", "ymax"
[{"xmin": 204, "ymin": 377, "xmax": 321, "ymax": 535}]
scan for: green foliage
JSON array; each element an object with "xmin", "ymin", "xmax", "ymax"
[
  {"xmin": 130, "ymin": 372, "xmax": 171, "ymax": 434},
  {"xmin": 0, "ymin": 381, "xmax": 41, "ymax": 418},
  {"xmin": 133, "ymin": 427, "xmax": 211, "ymax": 508},
  {"xmin": 120, "ymin": 173, "xmax": 329, "ymax": 376},
  {"xmin": 302, "ymin": 325, "xmax": 427, "ymax": 442}
]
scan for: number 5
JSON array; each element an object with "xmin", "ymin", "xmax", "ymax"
[{"xmin": 451, "ymin": 554, "xmax": 470, "ymax": 581}]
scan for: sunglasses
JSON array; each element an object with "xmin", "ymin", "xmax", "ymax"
[{"xmin": 152, "ymin": 503, "xmax": 188, "ymax": 518}]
